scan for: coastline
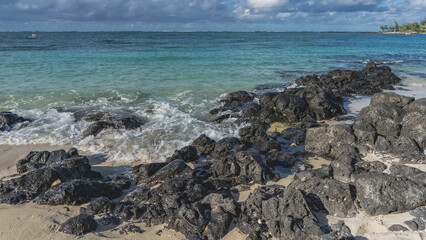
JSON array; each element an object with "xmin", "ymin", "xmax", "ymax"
[
  {"xmin": 381, "ymin": 32, "xmax": 426, "ymax": 34},
  {"xmin": 0, "ymin": 63, "xmax": 425, "ymax": 239}
]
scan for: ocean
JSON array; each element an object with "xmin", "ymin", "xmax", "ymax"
[{"xmin": 0, "ymin": 32, "xmax": 425, "ymax": 162}]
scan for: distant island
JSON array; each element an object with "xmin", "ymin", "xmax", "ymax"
[{"xmin": 380, "ymin": 18, "xmax": 426, "ymax": 33}]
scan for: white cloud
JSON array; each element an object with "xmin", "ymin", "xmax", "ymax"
[
  {"xmin": 0, "ymin": 0, "xmax": 425, "ymax": 31},
  {"xmin": 247, "ymin": 0, "xmax": 289, "ymax": 12}
]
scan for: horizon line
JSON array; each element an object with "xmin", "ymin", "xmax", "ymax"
[{"xmin": 0, "ymin": 30, "xmax": 379, "ymax": 33}]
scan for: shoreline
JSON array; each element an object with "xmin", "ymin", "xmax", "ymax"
[{"xmin": 0, "ymin": 63, "xmax": 425, "ymax": 239}]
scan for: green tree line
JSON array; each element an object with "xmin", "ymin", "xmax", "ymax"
[{"xmin": 380, "ymin": 18, "xmax": 426, "ymax": 33}]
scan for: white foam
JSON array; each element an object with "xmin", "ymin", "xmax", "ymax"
[{"xmin": 0, "ymin": 96, "xmax": 246, "ymax": 164}]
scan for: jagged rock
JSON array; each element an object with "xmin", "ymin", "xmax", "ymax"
[
  {"xmin": 295, "ymin": 63, "xmax": 400, "ymax": 95},
  {"xmin": 60, "ymin": 214, "xmax": 97, "ymax": 235},
  {"xmin": 0, "ymin": 111, "xmax": 31, "ymax": 131},
  {"xmin": 405, "ymin": 98, "xmax": 426, "ymax": 114},
  {"xmin": 400, "ymin": 112, "xmax": 426, "ymax": 150},
  {"xmin": 263, "ymin": 188, "xmax": 325, "ymax": 239},
  {"xmin": 355, "ymin": 172, "xmax": 426, "ymax": 216},
  {"xmin": 168, "ymin": 202, "xmax": 210, "ymax": 239},
  {"xmin": 237, "ymin": 185, "xmax": 326, "ymax": 240},
  {"xmin": 389, "ymin": 165, "xmax": 426, "ymax": 185},
  {"xmin": 286, "ymin": 86, "xmax": 346, "ymax": 120},
  {"xmin": 34, "ymin": 179, "xmax": 122, "ymax": 205},
  {"xmin": 356, "ymin": 102, "xmax": 403, "ymax": 138},
  {"xmin": 220, "ymin": 91, "xmax": 254, "ymax": 104},
  {"xmin": 239, "ymin": 123, "xmax": 271, "ymax": 147},
  {"xmin": 164, "ymin": 190, "xmax": 239, "ymax": 239},
  {"xmin": 317, "ymin": 221, "xmax": 353, "ymax": 240},
  {"xmin": 211, "ymin": 137, "xmax": 247, "ymax": 158},
  {"xmin": 212, "ymin": 149, "xmax": 271, "ymax": 185},
  {"xmin": 166, "ymin": 146, "xmax": 199, "ymax": 163},
  {"xmin": 16, "ymin": 149, "xmax": 98, "ymax": 180},
  {"xmin": 136, "ymin": 160, "xmax": 193, "ymax": 185},
  {"xmin": 0, "ymin": 166, "xmax": 79, "ymax": 204},
  {"xmin": 81, "ymin": 113, "xmax": 145, "ymax": 137},
  {"xmin": 133, "ymin": 162, "xmax": 168, "ymax": 184},
  {"xmin": 388, "ymin": 224, "xmax": 408, "ymax": 232},
  {"xmin": 304, "ymin": 124, "xmax": 357, "ymax": 158},
  {"xmin": 204, "ymin": 206, "xmax": 234, "ymax": 240},
  {"xmin": 287, "ymin": 177, "xmax": 357, "ymax": 217},
  {"xmin": 259, "ymin": 92, "xmax": 309, "ymax": 123},
  {"xmin": 83, "ymin": 121, "xmax": 115, "ymax": 137},
  {"xmin": 16, "ymin": 148, "xmax": 79, "ymax": 174},
  {"xmin": 371, "ymin": 92, "xmax": 414, "ymax": 107},
  {"xmin": 80, "ymin": 197, "xmax": 116, "ymax": 215},
  {"xmin": 192, "ymin": 134, "xmax": 216, "ymax": 155},
  {"xmin": 237, "ymin": 185, "xmax": 285, "ymax": 236}
]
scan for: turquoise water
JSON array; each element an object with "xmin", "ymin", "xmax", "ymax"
[{"xmin": 0, "ymin": 32, "xmax": 425, "ymax": 162}]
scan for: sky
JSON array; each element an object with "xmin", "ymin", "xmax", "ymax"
[{"xmin": 0, "ymin": 0, "xmax": 425, "ymax": 31}]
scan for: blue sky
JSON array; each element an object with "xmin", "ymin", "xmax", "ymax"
[{"xmin": 0, "ymin": 0, "xmax": 424, "ymax": 31}]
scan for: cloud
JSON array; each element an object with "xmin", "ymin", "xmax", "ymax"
[
  {"xmin": 0, "ymin": 0, "xmax": 232, "ymax": 22},
  {"xmin": 0, "ymin": 0, "xmax": 425, "ymax": 31},
  {"xmin": 247, "ymin": 0, "xmax": 289, "ymax": 12}
]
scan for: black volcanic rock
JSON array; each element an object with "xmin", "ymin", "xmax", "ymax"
[
  {"xmin": 238, "ymin": 186, "xmax": 325, "ymax": 240},
  {"xmin": 83, "ymin": 121, "xmax": 115, "ymax": 137},
  {"xmin": 34, "ymin": 179, "xmax": 122, "ymax": 205},
  {"xmin": 60, "ymin": 214, "xmax": 97, "ymax": 235},
  {"xmin": 295, "ymin": 63, "xmax": 401, "ymax": 95},
  {"xmin": 166, "ymin": 145, "xmax": 199, "ymax": 163},
  {"xmin": 0, "ymin": 111, "xmax": 31, "ymax": 131},
  {"xmin": 192, "ymin": 134, "xmax": 216, "ymax": 155},
  {"xmin": 79, "ymin": 112, "xmax": 145, "ymax": 137},
  {"xmin": 287, "ymin": 177, "xmax": 357, "ymax": 217},
  {"xmin": 355, "ymin": 172, "xmax": 426, "ymax": 216},
  {"xmin": 212, "ymin": 149, "xmax": 272, "ymax": 185},
  {"xmin": 142, "ymin": 160, "xmax": 192, "ymax": 185}
]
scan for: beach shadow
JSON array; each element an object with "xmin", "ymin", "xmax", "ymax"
[{"xmin": 84, "ymin": 153, "xmax": 133, "ymax": 176}]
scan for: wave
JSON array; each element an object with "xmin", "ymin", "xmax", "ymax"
[{"xmin": 0, "ymin": 96, "xmax": 244, "ymax": 163}]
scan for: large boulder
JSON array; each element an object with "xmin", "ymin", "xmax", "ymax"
[
  {"xmin": 355, "ymin": 172, "xmax": 426, "ymax": 216},
  {"xmin": 0, "ymin": 166, "xmax": 76, "ymax": 204},
  {"xmin": 356, "ymin": 102, "xmax": 403, "ymax": 138},
  {"xmin": 389, "ymin": 165, "xmax": 426, "ymax": 185},
  {"xmin": 238, "ymin": 186, "xmax": 325, "ymax": 240},
  {"xmin": 192, "ymin": 134, "xmax": 216, "ymax": 155},
  {"xmin": 166, "ymin": 146, "xmax": 199, "ymax": 163},
  {"xmin": 304, "ymin": 124, "xmax": 357, "ymax": 158},
  {"xmin": 135, "ymin": 160, "xmax": 193, "ymax": 185},
  {"xmin": 286, "ymin": 86, "xmax": 346, "ymax": 120},
  {"xmin": 287, "ymin": 177, "xmax": 357, "ymax": 217},
  {"xmin": 34, "ymin": 179, "xmax": 122, "ymax": 205},
  {"xmin": 295, "ymin": 63, "xmax": 400, "ymax": 95},
  {"xmin": 80, "ymin": 112, "xmax": 145, "ymax": 137},
  {"xmin": 371, "ymin": 92, "xmax": 414, "ymax": 107},
  {"xmin": 0, "ymin": 111, "xmax": 31, "ymax": 131},
  {"xmin": 60, "ymin": 214, "xmax": 97, "ymax": 235},
  {"xmin": 212, "ymin": 149, "xmax": 272, "ymax": 185},
  {"xmin": 132, "ymin": 162, "xmax": 168, "ymax": 184},
  {"xmin": 400, "ymin": 112, "xmax": 426, "ymax": 150}
]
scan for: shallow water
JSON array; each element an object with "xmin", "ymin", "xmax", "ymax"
[{"xmin": 0, "ymin": 32, "xmax": 425, "ymax": 162}]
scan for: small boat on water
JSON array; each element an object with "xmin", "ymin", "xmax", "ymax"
[{"xmin": 29, "ymin": 33, "xmax": 37, "ymax": 38}]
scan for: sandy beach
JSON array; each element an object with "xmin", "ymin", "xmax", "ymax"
[
  {"xmin": 0, "ymin": 143, "xmax": 425, "ymax": 239},
  {"xmin": 0, "ymin": 62, "xmax": 425, "ymax": 240}
]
